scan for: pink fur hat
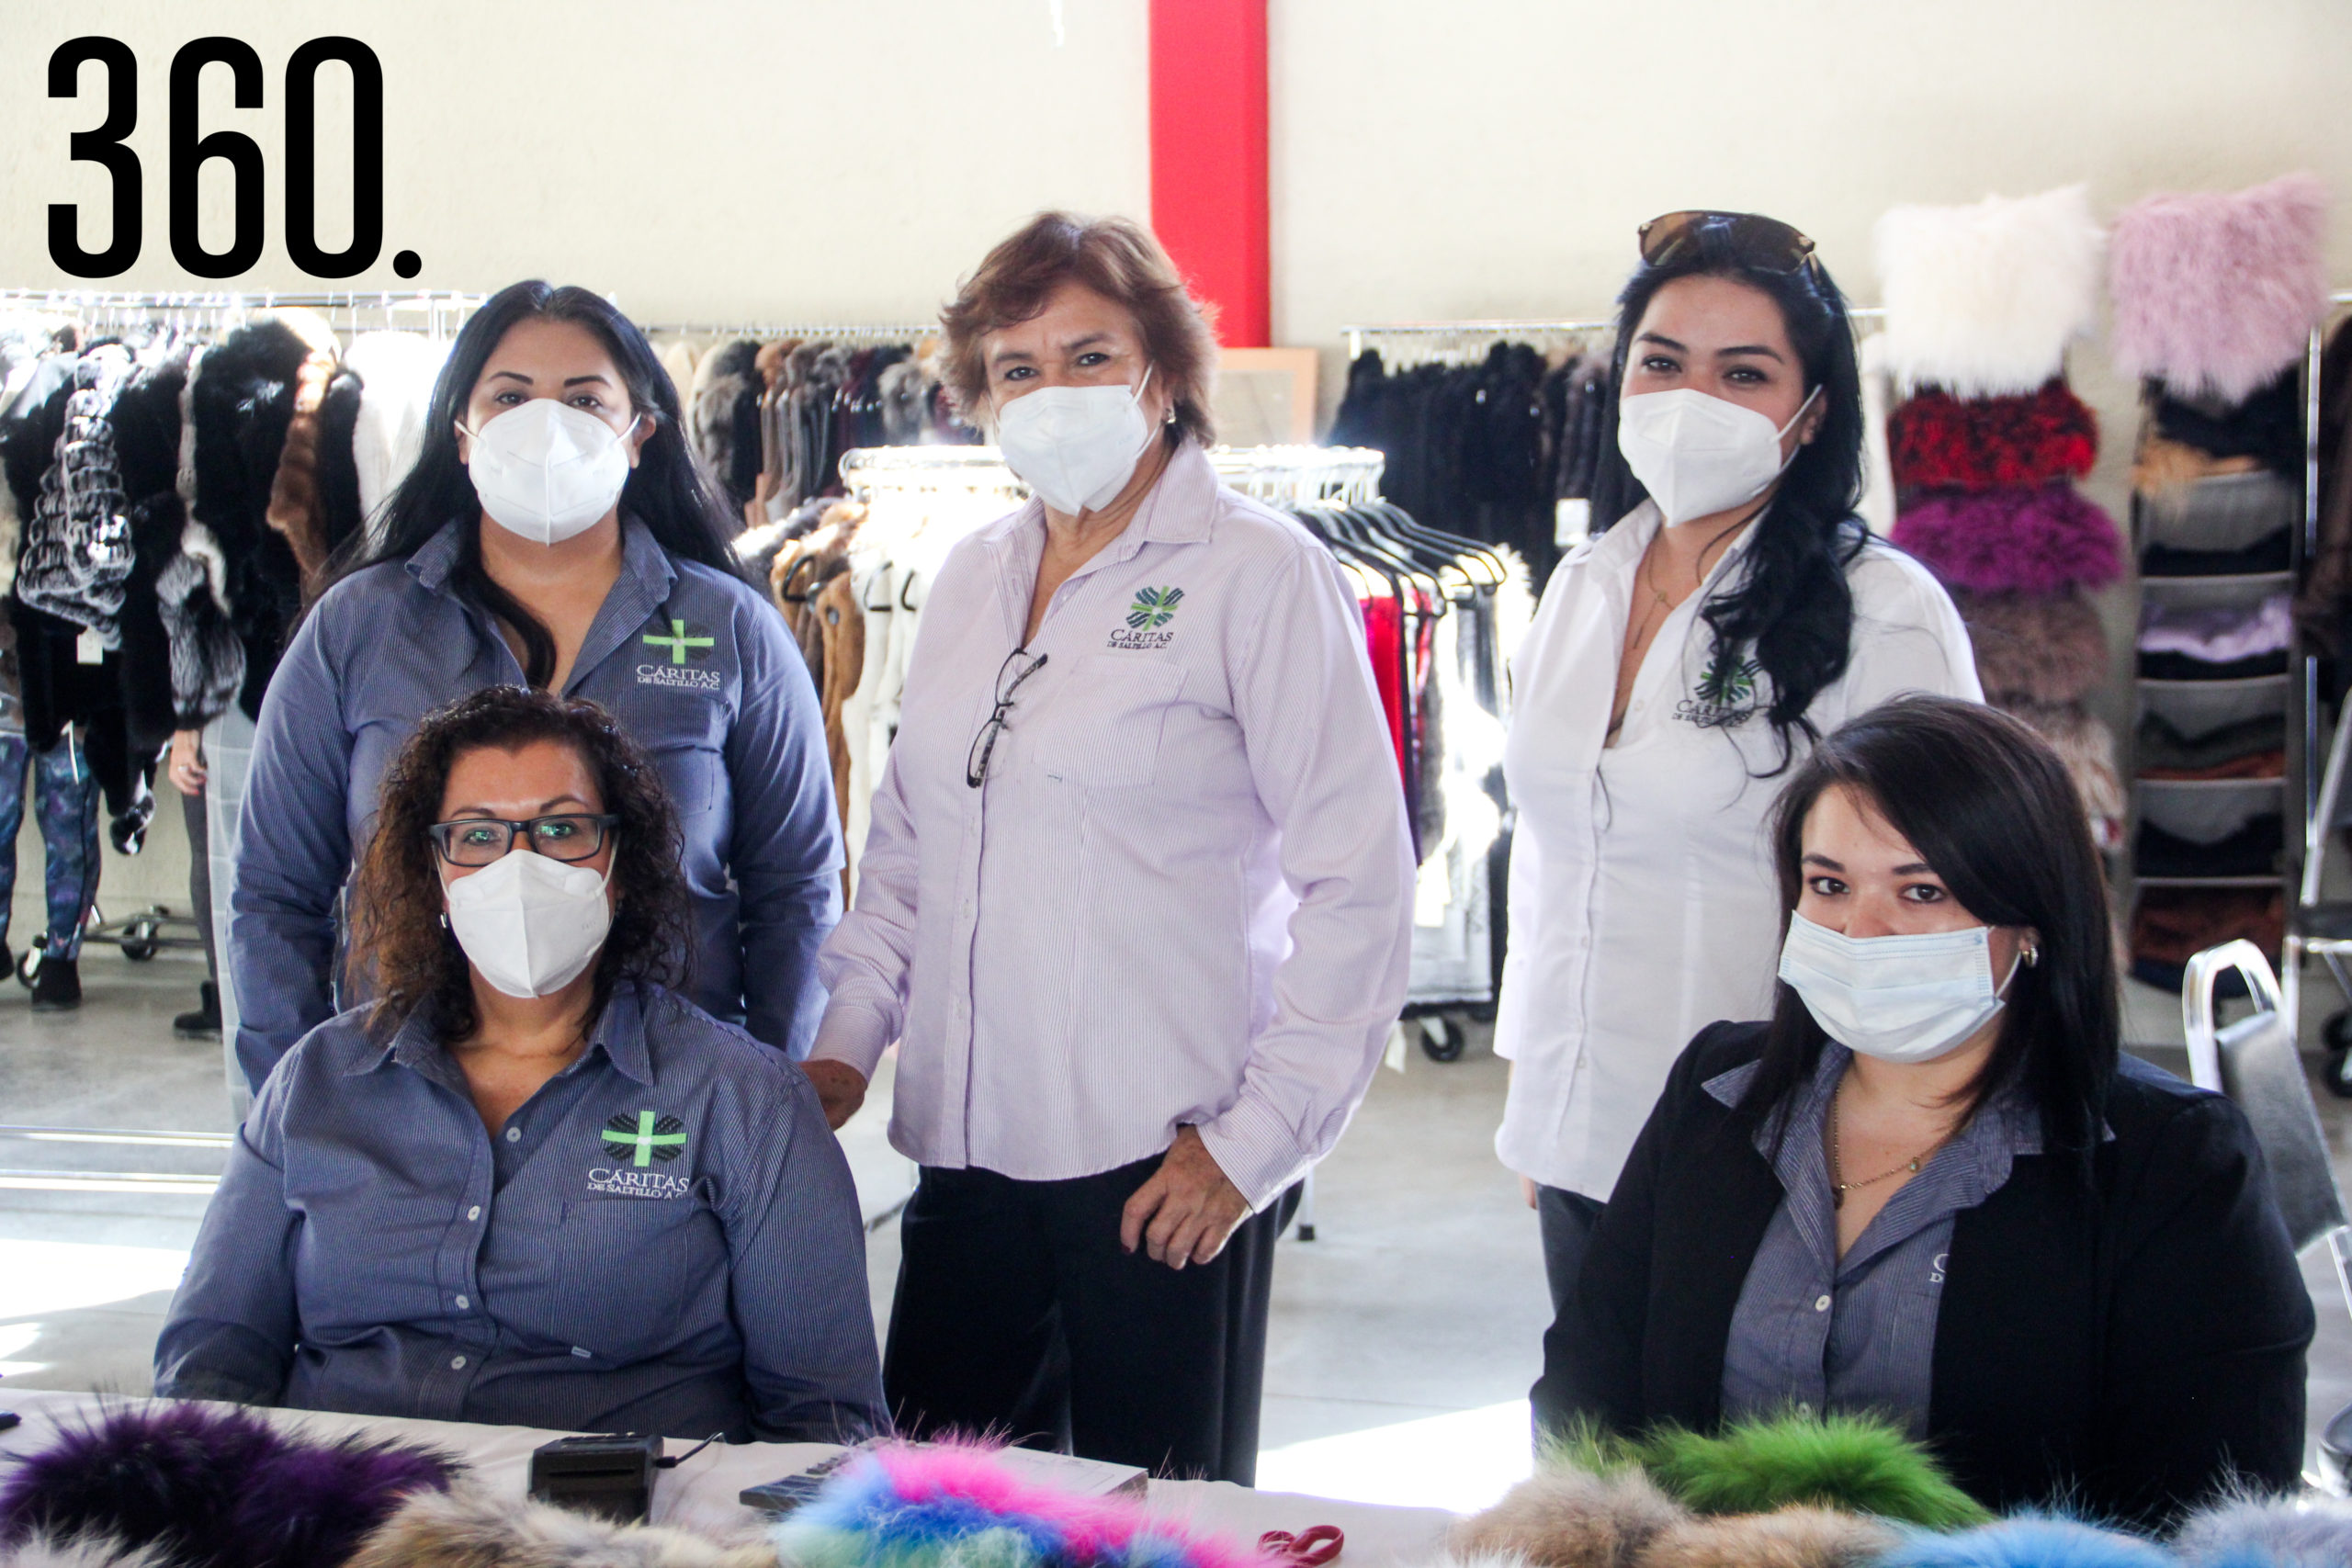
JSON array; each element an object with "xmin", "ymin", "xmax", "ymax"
[
  {"xmin": 2108, "ymin": 173, "xmax": 2330, "ymax": 404},
  {"xmin": 1891, "ymin": 486, "xmax": 2124, "ymax": 595}
]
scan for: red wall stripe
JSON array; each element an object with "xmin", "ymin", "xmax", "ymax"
[{"xmin": 1148, "ymin": 0, "xmax": 1271, "ymax": 347}]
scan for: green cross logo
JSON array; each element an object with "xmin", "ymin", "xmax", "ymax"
[
  {"xmin": 601, "ymin": 1110, "xmax": 687, "ymax": 1168},
  {"xmin": 642, "ymin": 619, "xmax": 714, "ymax": 664},
  {"xmin": 1126, "ymin": 586, "xmax": 1183, "ymax": 630}
]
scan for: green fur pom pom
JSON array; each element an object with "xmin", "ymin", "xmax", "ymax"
[{"xmin": 1539, "ymin": 1410, "xmax": 1991, "ymax": 1531}]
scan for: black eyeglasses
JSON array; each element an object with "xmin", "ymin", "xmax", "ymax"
[
  {"xmin": 428, "ymin": 814, "xmax": 620, "ymax": 867},
  {"xmin": 1639, "ymin": 210, "xmax": 1821, "ymax": 277},
  {"xmin": 967, "ymin": 648, "xmax": 1048, "ymax": 788}
]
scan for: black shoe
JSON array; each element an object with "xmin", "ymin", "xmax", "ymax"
[
  {"xmin": 31, "ymin": 954, "xmax": 80, "ymax": 1012},
  {"xmin": 174, "ymin": 981, "xmax": 220, "ymax": 1038}
]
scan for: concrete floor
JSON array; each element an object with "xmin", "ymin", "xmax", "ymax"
[{"xmin": 0, "ymin": 953, "xmax": 2346, "ymax": 1511}]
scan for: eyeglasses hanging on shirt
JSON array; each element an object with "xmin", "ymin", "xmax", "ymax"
[{"xmin": 967, "ymin": 647, "xmax": 1048, "ymax": 787}]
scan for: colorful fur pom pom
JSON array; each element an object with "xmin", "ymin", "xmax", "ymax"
[
  {"xmin": 1630, "ymin": 1414, "xmax": 1991, "ymax": 1531},
  {"xmin": 2170, "ymin": 1488, "xmax": 2352, "ymax": 1567},
  {"xmin": 774, "ymin": 1443, "xmax": 1264, "ymax": 1568},
  {"xmin": 1453, "ymin": 1462, "xmax": 1689, "ymax": 1567},
  {"xmin": 345, "ymin": 1484, "xmax": 776, "ymax": 1568},
  {"xmin": 1642, "ymin": 1505, "xmax": 1898, "ymax": 1568},
  {"xmin": 1890, "ymin": 383, "xmax": 2098, "ymax": 492},
  {"xmin": 1947, "ymin": 590, "xmax": 2110, "ymax": 705},
  {"xmin": 1891, "ymin": 487, "xmax": 2124, "ymax": 595},
  {"xmin": 0, "ymin": 1402, "xmax": 460, "ymax": 1568},
  {"xmin": 1873, "ymin": 1515, "xmax": 2171, "ymax": 1568},
  {"xmin": 2109, "ymin": 174, "xmax": 2330, "ymax": 405},
  {"xmin": 1874, "ymin": 186, "xmax": 2105, "ymax": 398}
]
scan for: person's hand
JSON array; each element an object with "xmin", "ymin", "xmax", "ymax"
[
  {"xmin": 167, "ymin": 729, "xmax": 207, "ymax": 798},
  {"xmin": 799, "ymin": 1058, "xmax": 868, "ymax": 1131},
  {"xmin": 1120, "ymin": 1127, "xmax": 1251, "ymax": 1269},
  {"xmin": 1521, "ymin": 1175, "xmax": 1539, "ymax": 1211}
]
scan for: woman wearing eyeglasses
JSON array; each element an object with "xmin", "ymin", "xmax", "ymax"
[
  {"xmin": 158, "ymin": 687, "xmax": 886, "ymax": 1442},
  {"xmin": 225, "ymin": 280, "xmax": 840, "ymax": 1100},
  {"xmin": 1495, "ymin": 213, "xmax": 1981, "ymax": 1325},
  {"xmin": 804, "ymin": 212, "xmax": 1413, "ymax": 1484}
]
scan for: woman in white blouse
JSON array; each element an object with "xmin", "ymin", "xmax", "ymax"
[
  {"xmin": 806, "ymin": 212, "xmax": 1412, "ymax": 1483},
  {"xmin": 1495, "ymin": 211, "xmax": 1980, "ymax": 1319}
]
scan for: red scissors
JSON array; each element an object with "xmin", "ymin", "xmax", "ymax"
[{"xmin": 1260, "ymin": 1526, "xmax": 1344, "ymax": 1567}]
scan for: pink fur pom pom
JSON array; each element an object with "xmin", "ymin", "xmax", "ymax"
[
  {"xmin": 1891, "ymin": 486, "xmax": 2123, "ymax": 595},
  {"xmin": 2109, "ymin": 173, "xmax": 2330, "ymax": 404}
]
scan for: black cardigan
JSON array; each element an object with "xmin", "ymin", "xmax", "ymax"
[{"xmin": 1532, "ymin": 1021, "xmax": 2314, "ymax": 1529}]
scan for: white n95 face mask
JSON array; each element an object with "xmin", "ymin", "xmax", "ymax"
[
  {"xmin": 996, "ymin": 366, "xmax": 1157, "ymax": 515},
  {"xmin": 1776, "ymin": 911, "xmax": 2021, "ymax": 1066},
  {"xmin": 1616, "ymin": 385, "xmax": 1818, "ymax": 524},
  {"xmin": 445, "ymin": 848, "xmax": 615, "ymax": 999},
  {"xmin": 462, "ymin": 400, "xmax": 639, "ymax": 546}
]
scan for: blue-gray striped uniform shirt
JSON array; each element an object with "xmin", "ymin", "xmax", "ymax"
[
  {"xmin": 226, "ymin": 515, "xmax": 842, "ymax": 1094},
  {"xmin": 1710, "ymin": 1045, "xmax": 2041, "ymax": 1434},
  {"xmin": 155, "ymin": 981, "xmax": 887, "ymax": 1443}
]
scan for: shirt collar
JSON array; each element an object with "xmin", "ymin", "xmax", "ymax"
[
  {"xmin": 1704, "ymin": 1043, "xmax": 2047, "ymax": 1179},
  {"xmin": 1589, "ymin": 499, "xmax": 1764, "ymax": 596},
  {"xmin": 345, "ymin": 981, "xmax": 656, "ymax": 1089},
  {"xmin": 407, "ymin": 515, "xmax": 678, "ymax": 604},
  {"xmin": 981, "ymin": 437, "xmax": 1218, "ymax": 558}
]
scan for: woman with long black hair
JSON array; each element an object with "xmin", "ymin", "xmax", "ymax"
[
  {"xmin": 225, "ymin": 281, "xmax": 840, "ymax": 1094},
  {"xmin": 1495, "ymin": 212, "xmax": 1979, "ymax": 1319}
]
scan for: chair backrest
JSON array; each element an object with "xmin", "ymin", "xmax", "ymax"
[{"xmin": 2181, "ymin": 941, "xmax": 2349, "ymax": 1254}]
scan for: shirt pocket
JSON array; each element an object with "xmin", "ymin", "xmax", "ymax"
[
  {"xmin": 1035, "ymin": 656, "xmax": 1186, "ymax": 790},
  {"xmin": 525, "ymin": 1198, "xmax": 712, "ymax": 1360}
]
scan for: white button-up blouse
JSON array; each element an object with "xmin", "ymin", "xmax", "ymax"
[
  {"xmin": 1493, "ymin": 502, "xmax": 1981, "ymax": 1199},
  {"xmin": 812, "ymin": 443, "xmax": 1415, "ymax": 1209}
]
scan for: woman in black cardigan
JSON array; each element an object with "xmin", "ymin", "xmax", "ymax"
[{"xmin": 1532, "ymin": 695, "xmax": 2312, "ymax": 1529}]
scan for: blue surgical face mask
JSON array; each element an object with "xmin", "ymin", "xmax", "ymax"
[{"xmin": 1776, "ymin": 911, "xmax": 2023, "ymax": 1065}]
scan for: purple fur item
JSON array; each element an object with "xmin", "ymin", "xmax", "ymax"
[
  {"xmin": 0, "ymin": 1401, "xmax": 461, "ymax": 1568},
  {"xmin": 2109, "ymin": 173, "xmax": 2330, "ymax": 405},
  {"xmin": 2171, "ymin": 1490, "xmax": 2352, "ymax": 1567},
  {"xmin": 1892, "ymin": 486, "xmax": 2124, "ymax": 595}
]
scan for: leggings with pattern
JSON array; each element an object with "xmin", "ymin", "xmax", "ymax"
[{"xmin": 0, "ymin": 731, "xmax": 103, "ymax": 960}]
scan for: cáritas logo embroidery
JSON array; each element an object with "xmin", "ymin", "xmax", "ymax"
[
  {"xmin": 1674, "ymin": 654, "xmax": 1762, "ymax": 729},
  {"xmin": 601, "ymin": 1110, "xmax": 687, "ymax": 1167},
  {"xmin": 1110, "ymin": 586, "xmax": 1183, "ymax": 649},
  {"xmin": 1126, "ymin": 586, "xmax": 1183, "ymax": 629},
  {"xmin": 638, "ymin": 617, "xmax": 723, "ymax": 690}
]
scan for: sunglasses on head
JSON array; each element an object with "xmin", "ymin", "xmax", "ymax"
[{"xmin": 1638, "ymin": 210, "xmax": 1821, "ymax": 277}]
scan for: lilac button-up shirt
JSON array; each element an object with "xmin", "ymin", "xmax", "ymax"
[{"xmin": 810, "ymin": 442, "xmax": 1413, "ymax": 1209}]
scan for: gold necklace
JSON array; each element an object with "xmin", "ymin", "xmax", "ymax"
[{"xmin": 1828, "ymin": 1081, "xmax": 1953, "ymax": 1209}]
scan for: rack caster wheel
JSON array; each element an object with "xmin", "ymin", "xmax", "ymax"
[
  {"xmin": 2326, "ymin": 1045, "xmax": 2352, "ymax": 1101},
  {"xmin": 1419, "ymin": 1015, "xmax": 1466, "ymax": 1063},
  {"xmin": 119, "ymin": 916, "xmax": 159, "ymax": 961}
]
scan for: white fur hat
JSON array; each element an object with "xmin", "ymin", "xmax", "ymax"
[{"xmin": 1874, "ymin": 185, "xmax": 2105, "ymax": 397}]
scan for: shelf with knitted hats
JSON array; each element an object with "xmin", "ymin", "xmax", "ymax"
[
  {"xmin": 1873, "ymin": 185, "xmax": 2126, "ymax": 857},
  {"xmin": 2104, "ymin": 174, "xmax": 2335, "ymax": 998}
]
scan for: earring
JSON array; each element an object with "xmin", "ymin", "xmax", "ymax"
[{"xmin": 2021, "ymin": 940, "xmax": 2040, "ymax": 967}]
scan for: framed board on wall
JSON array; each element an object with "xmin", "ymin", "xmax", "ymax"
[{"xmin": 1212, "ymin": 347, "xmax": 1320, "ymax": 446}]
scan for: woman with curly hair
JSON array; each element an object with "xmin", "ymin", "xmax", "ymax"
[{"xmin": 156, "ymin": 686, "xmax": 885, "ymax": 1443}]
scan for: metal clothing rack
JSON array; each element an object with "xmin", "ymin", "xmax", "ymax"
[
  {"xmin": 635, "ymin": 321, "xmax": 936, "ymax": 344},
  {"xmin": 2278, "ymin": 291, "xmax": 2352, "ymax": 1083},
  {"xmin": 1343, "ymin": 307, "xmax": 1889, "ymax": 365},
  {"xmin": 0, "ymin": 287, "xmax": 487, "ymax": 338},
  {"xmin": 839, "ymin": 444, "xmax": 1386, "ymax": 507}
]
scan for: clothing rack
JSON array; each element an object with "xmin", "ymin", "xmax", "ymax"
[
  {"xmin": 2280, "ymin": 290, "xmax": 2352, "ymax": 1055},
  {"xmin": 1343, "ymin": 307, "xmax": 1890, "ymax": 364},
  {"xmin": 838, "ymin": 444, "xmax": 1387, "ymax": 507},
  {"xmin": 634, "ymin": 321, "xmax": 936, "ymax": 344},
  {"xmin": 0, "ymin": 288, "xmax": 487, "ymax": 338}
]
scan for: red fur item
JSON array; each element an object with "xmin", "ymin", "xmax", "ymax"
[{"xmin": 1889, "ymin": 382, "xmax": 2098, "ymax": 492}]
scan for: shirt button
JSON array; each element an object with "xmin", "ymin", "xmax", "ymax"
[
  {"xmin": 467, "ymin": 1206, "xmax": 481, "ymax": 1222},
  {"xmin": 450, "ymin": 1355, "xmax": 467, "ymax": 1370},
  {"xmin": 1796, "ymin": 1401, "xmax": 1813, "ymax": 1416},
  {"xmin": 960, "ymin": 898, "xmax": 976, "ymax": 919},
  {"xmin": 455, "ymin": 1295, "xmax": 469, "ymax": 1310},
  {"xmin": 1815, "ymin": 1294, "xmax": 1832, "ymax": 1313},
  {"xmin": 504, "ymin": 1127, "xmax": 521, "ymax": 1143}
]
